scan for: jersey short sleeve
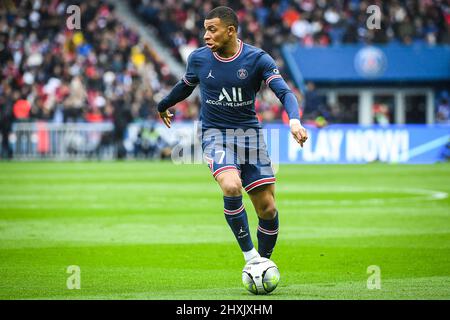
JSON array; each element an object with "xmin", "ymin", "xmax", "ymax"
[
  {"xmin": 182, "ymin": 52, "xmax": 199, "ymax": 87},
  {"xmin": 258, "ymin": 53, "xmax": 283, "ymax": 86}
]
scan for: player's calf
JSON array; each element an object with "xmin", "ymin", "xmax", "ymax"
[
  {"xmin": 257, "ymin": 210, "xmax": 279, "ymax": 259},
  {"xmin": 249, "ymin": 188, "xmax": 279, "ymax": 259},
  {"xmin": 223, "ymin": 194, "xmax": 258, "ymax": 262}
]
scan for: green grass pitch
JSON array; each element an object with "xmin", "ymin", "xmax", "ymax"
[{"xmin": 0, "ymin": 161, "xmax": 449, "ymax": 300}]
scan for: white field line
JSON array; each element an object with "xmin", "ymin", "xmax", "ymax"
[{"xmin": 0, "ymin": 186, "xmax": 446, "ymax": 208}]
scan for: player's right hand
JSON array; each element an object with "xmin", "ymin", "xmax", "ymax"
[
  {"xmin": 291, "ymin": 122, "xmax": 308, "ymax": 147},
  {"xmin": 159, "ymin": 110, "xmax": 174, "ymax": 128}
]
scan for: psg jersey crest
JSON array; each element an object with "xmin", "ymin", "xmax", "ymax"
[{"xmin": 237, "ymin": 68, "xmax": 248, "ymax": 79}]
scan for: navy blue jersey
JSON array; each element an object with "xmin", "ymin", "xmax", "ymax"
[{"xmin": 158, "ymin": 39, "xmax": 300, "ymax": 130}]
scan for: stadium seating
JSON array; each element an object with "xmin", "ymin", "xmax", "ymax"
[{"xmin": 1, "ymin": 0, "xmax": 449, "ymax": 126}]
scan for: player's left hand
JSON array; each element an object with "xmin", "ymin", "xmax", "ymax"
[
  {"xmin": 291, "ymin": 122, "xmax": 308, "ymax": 147},
  {"xmin": 159, "ymin": 110, "xmax": 174, "ymax": 128}
]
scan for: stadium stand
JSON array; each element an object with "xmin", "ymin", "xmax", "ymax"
[
  {"xmin": 0, "ymin": 0, "xmax": 180, "ymax": 126},
  {"xmin": 132, "ymin": 0, "xmax": 449, "ymax": 53},
  {"xmin": 1, "ymin": 0, "xmax": 449, "ymax": 126},
  {"xmin": 131, "ymin": 0, "xmax": 449, "ymax": 122},
  {"xmin": 0, "ymin": 0, "xmax": 449, "ymax": 160}
]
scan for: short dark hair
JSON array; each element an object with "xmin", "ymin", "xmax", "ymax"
[{"xmin": 205, "ymin": 6, "xmax": 238, "ymax": 31}]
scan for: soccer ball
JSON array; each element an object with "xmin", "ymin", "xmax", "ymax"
[{"xmin": 242, "ymin": 257, "xmax": 280, "ymax": 295}]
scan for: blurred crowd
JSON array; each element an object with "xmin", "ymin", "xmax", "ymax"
[
  {"xmin": 133, "ymin": 0, "xmax": 449, "ymax": 60},
  {"xmin": 0, "ymin": 0, "xmax": 182, "ymax": 128},
  {"xmin": 132, "ymin": 0, "xmax": 450, "ymax": 124}
]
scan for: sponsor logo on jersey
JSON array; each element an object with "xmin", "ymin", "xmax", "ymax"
[
  {"xmin": 206, "ymin": 69, "xmax": 215, "ymax": 79},
  {"xmin": 219, "ymin": 87, "xmax": 243, "ymax": 102},
  {"xmin": 206, "ymin": 87, "xmax": 254, "ymax": 107}
]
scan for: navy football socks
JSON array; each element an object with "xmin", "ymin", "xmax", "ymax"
[
  {"xmin": 257, "ymin": 212, "xmax": 279, "ymax": 259},
  {"xmin": 223, "ymin": 195, "xmax": 254, "ymax": 253}
]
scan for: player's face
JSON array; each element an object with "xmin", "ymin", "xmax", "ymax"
[{"xmin": 203, "ymin": 18, "xmax": 234, "ymax": 52}]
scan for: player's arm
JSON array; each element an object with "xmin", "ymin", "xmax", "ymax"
[
  {"xmin": 157, "ymin": 80, "xmax": 196, "ymax": 128},
  {"xmin": 157, "ymin": 53, "xmax": 199, "ymax": 128},
  {"xmin": 259, "ymin": 54, "xmax": 308, "ymax": 147}
]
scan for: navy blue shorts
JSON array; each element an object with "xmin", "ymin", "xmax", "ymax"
[{"xmin": 202, "ymin": 131, "xmax": 275, "ymax": 193}]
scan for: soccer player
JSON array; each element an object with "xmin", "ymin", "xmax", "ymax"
[{"xmin": 157, "ymin": 6, "xmax": 308, "ymax": 264}]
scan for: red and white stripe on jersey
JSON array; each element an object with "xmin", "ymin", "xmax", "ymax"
[
  {"xmin": 224, "ymin": 203, "xmax": 245, "ymax": 215},
  {"xmin": 212, "ymin": 165, "xmax": 239, "ymax": 178},
  {"xmin": 257, "ymin": 225, "xmax": 278, "ymax": 235},
  {"xmin": 182, "ymin": 76, "xmax": 198, "ymax": 87},
  {"xmin": 244, "ymin": 177, "xmax": 276, "ymax": 192},
  {"xmin": 213, "ymin": 39, "xmax": 243, "ymax": 63},
  {"xmin": 205, "ymin": 156, "xmax": 214, "ymax": 173},
  {"xmin": 265, "ymin": 74, "xmax": 283, "ymax": 85}
]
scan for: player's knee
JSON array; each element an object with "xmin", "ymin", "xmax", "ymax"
[
  {"xmin": 220, "ymin": 180, "xmax": 243, "ymax": 196},
  {"xmin": 257, "ymin": 204, "xmax": 277, "ymax": 220}
]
